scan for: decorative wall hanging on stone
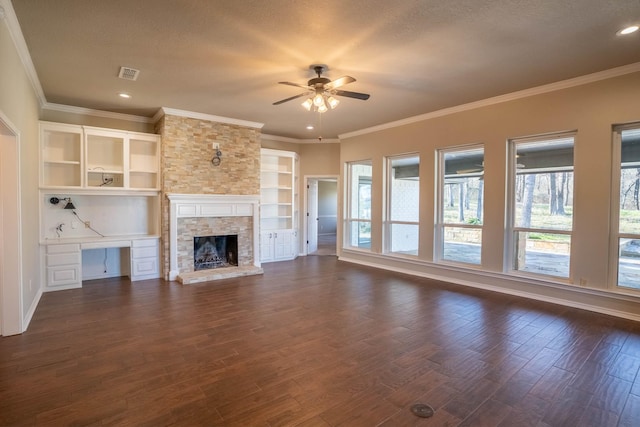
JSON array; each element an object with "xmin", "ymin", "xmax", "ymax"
[{"xmin": 211, "ymin": 146, "xmax": 222, "ymax": 166}]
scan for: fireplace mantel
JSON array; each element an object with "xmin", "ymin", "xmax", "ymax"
[{"xmin": 167, "ymin": 193, "xmax": 261, "ymax": 281}]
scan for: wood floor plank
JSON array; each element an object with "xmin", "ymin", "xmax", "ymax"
[{"xmin": 2, "ymin": 256, "xmax": 640, "ymax": 426}]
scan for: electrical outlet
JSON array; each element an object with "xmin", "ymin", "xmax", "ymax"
[
  {"xmin": 213, "ymin": 142, "xmax": 220, "ymax": 150},
  {"xmin": 579, "ymin": 278, "xmax": 587, "ymax": 286},
  {"xmin": 84, "ymin": 221, "xmax": 90, "ymax": 228}
]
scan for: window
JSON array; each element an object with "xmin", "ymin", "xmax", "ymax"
[
  {"xmin": 386, "ymin": 154, "xmax": 419, "ymax": 256},
  {"xmin": 508, "ymin": 133, "xmax": 575, "ymax": 278},
  {"xmin": 346, "ymin": 161, "xmax": 372, "ymax": 249},
  {"xmin": 436, "ymin": 146, "xmax": 484, "ymax": 264},
  {"xmin": 612, "ymin": 124, "xmax": 640, "ymax": 290}
]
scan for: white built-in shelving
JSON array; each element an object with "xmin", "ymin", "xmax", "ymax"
[
  {"xmin": 40, "ymin": 121, "xmax": 160, "ymax": 191},
  {"xmin": 260, "ymin": 148, "xmax": 299, "ymax": 262},
  {"xmin": 39, "ymin": 121, "xmax": 162, "ymax": 290}
]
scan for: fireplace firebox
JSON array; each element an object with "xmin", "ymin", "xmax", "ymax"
[{"xmin": 193, "ymin": 235, "xmax": 238, "ymax": 271}]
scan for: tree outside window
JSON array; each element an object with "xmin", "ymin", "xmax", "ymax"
[
  {"xmin": 437, "ymin": 146, "xmax": 484, "ymax": 265},
  {"xmin": 613, "ymin": 125, "xmax": 640, "ymax": 290},
  {"xmin": 509, "ymin": 134, "xmax": 575, "ymax": 278}
]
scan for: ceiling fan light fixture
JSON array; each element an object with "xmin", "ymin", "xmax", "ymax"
[
  {"xmin": 618, "ymin": 25, "xmax": 639, "ymax": 35},
  {"xmin": 313, "ymin": 93, "xmax": 325, "ymax": 107},
  {"xmin": 327, "ymin": 96, "xmax": 340, "ymax": 109},
  {"xmin": 301, "ymin": 98, "xmax": 313, "ymax": 111},
  {"xmin": 317, "ymin": 103, "xmax": 328, "ymax": 113}
]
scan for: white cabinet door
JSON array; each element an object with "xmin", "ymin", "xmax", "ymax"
[
  {"xmin": 260, "ymin": 231, "xmax": 275, "ymax": 263},
  {"xmin": 274, "ymin": 230, "xmax": 291, "ymax": 260},
  {"xmin": 130, "ymin": 238, "xmax": 160, "ymax": 281},
  {"xmin": 46, "ymin": 244, "xmax": 82, "ymax": 289},
  {"xmin": 261, "ymin": 230, "xmax": 298, "ymax": 263}
]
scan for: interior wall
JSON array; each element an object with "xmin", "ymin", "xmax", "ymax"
[
  {"xmin": 340, "ymin": 71, "xmax": 640, "ymax": 318},
  {"xmin": 0, "ymin": 6, "xmax": 42, "ymax": 332}
]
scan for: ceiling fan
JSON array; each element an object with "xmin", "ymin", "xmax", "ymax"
[{"xmin": 273, "ymin": 65, "xmax": 370, "ymax": 112}]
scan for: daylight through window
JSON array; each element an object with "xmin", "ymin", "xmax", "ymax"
[
  {"xmin": 508, "ymin": 133, "xmax": 575, "ymax": 278},
  {"xmin": 346, "ymin": 161, "xmax": 372, "ymax": 249},
  {"xmin": 437, "ymin": 146, "xmax": 484, "ymax": 265},
  {"xmin": 386, "ymin": 155, "xmax": 420, "ymax": 256},
  {"xmin": 612, "ymin": 125, "xmax": 640, "ymax": 290}
]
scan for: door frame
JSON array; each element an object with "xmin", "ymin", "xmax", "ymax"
[
  {"xmin": 0, "ymin": 110, "xmax": 23, "ymax": 336},
  {"xmin": 303, "ymin": 175, "xmax": 339, "ymax": 256}
]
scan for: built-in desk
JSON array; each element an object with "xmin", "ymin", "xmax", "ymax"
[{"xmin": 41, "ymin": 235, "xmax": 160, "ymax": 291}]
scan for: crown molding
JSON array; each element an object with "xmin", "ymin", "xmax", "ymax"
[
  {"xmin": 157, "ymin": 107, "xmax": 264, "ymax": 129},
  {"xmin": 261, "ymin": 134, "xmax": 340, "ymax": 144},
  {"xmin": 0, "ymin": 0, "xmax": 46, "ymax": 106},
  {"xmin": 340, "ymin": 62, "xmax": 640, "ymax": 140},
  {"xmin": 42, "ymin": 102, "xmax": 153, "ymax": 124}
]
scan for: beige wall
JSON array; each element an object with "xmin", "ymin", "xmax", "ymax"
[
  {"xmin": 0, "ymin": 12, "xmax": 41, "ymax": 331},
  {"xmin": 299, "ymin": 143, "xmax": 340, "ymax": 176},
  {"xmin": 340, "ymin": 71, "xmax": 640, "ymax": 318}
]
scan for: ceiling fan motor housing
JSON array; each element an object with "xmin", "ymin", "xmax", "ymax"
[{"xmin": 309, "ymin": 77, "xmax": 331, "ymax": 89}]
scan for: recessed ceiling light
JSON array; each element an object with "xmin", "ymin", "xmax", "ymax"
[
  {"xmin": 618, "ymin": 25, "xmax": 639, "ymax": 35},
  {"xmin": 306, "ymin": 125, "xmax": 314, "ymax": 130},
  {"xmin": 118, "ymin": 92, "xmax": 131, "ymax": 99}
]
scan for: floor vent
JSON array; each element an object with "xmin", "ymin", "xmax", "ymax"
[
  {"xmin": 118, "ymin": 66, "xmax": 140, "ymax": 81},
  {"xmin": 410, "ymin": 403, "xmax": 434, "ymax": 418}
]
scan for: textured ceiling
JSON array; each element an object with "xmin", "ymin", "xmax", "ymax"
[{"xmin": 10, "ymin": 0, "xmax": 640, "ymax": 139}]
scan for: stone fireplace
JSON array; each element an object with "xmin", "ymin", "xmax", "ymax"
[{"xmin": 167, "ymin": 194, "xmax": 262, "ymax": 284}]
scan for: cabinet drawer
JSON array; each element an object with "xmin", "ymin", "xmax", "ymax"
[
  {"xmin": 132, "ymin": 258, "xmax": 158, "ymax": 276},
  {"xmin": 132, "ymin": 238, "xmax": 158, "ymax": 248},
  {"xmin": 132, "ymin": 246, "xmax": 158, "ymax": 259},
  {"xmin": 47, "ymin": 265, "xmax": 80, "ymax": 287},
  {"xmin": 46, "ymin": 243, "xmax": 80, "ymax": 254},
  {"xmin": 47, "ymin": 252, "xmax": 81, "ymax": 267}
]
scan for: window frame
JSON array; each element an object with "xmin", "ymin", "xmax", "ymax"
[
  {"xmin": 608, "ymin": 122, "xmax": 640, "ymax": 291},
  {"xmin": 435, "ymin": 144, "xmax": 485, "ymax": 265},
  {"xmin": 344, "ymin": 160, "xmax": 373, "ymax": 251},
  {"xmin": 505, "ymin": 131, "xmax": 576, "ymax": 280},
  {"xmin": 384, "ymin": 153, "xmax": 420, "ymax": 257}
]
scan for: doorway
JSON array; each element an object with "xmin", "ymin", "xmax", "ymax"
[
  {"xmin": 305, "ymin": 176, "xmax": 338, "ymax": 256},
  {"xmin": 0, "ymin": 111, "xmax": 23, "ymax": 336}
]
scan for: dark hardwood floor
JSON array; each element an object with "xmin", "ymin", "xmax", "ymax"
[{"xmin": 2, "ymin": 256, "xmax": 640, "ymax": 426}]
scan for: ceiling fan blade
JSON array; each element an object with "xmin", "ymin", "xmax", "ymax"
[
  {"xmin": 273, "ymin": 92, "xmax": 308, "ymax": 105},
  {"xmin": 324, "ymin": 75, "xmax": 356, "ymax": 90},
  {"xmin": 278, "ymin": 81, "xmax": 311, "ymax": 90},
  {"xmin": 334, "ymin": 89, "xmax": 370, "ymax": 100}
]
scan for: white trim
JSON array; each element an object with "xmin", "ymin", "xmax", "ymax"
[
  {"xmin": 158, "ymin": 107, "xmax": 264, "ymax": 129},
  {"xmin": 43, "ymin": 102, "xmax": 153, "ymax": 124},
  {"xmin": 303, "ymin": 175, "xmax": 339, "ymax": 256},
  {"xmin": 22, "ymin": 288, "xmax": 42, "ymax": 330},
  {"xmin": 339, "ymin": 250, "xmax": 640, "ymax": 322},
  {"xmin": 0, "ymin": 0, "xmax": 46, "ymax": 106},
  {"xmin": 0, "ymin": 110, "xmax": 24, "ymax": 335},
  {"xmin": 262, "ymin": 133, "xmax": 340, "ymax": 144},
  {"xmin": 340, "ymin": 62, "xmax": 640, "ymax": 140},
  {"xmin": 166, "ymin": 193, "xmax": 261, "ymax": 281}
]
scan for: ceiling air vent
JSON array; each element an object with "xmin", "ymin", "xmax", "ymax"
[{"xmin": 118, "ymin": 66, "xmax": 140, "ymax": 81}]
